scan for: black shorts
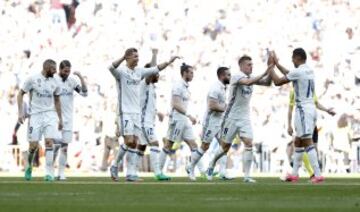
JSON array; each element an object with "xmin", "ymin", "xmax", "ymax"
[{"xmin": 312, "ymin": 126, "xmax": 318, "ymax": 144}]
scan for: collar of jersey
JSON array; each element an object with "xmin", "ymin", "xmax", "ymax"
[{"xmin": 182, "ymin": 79, "xmax": 189, "ymax": 88}]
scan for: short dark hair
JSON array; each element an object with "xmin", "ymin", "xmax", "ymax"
[
  {"xmin": 180, "ymin": 63, "xmax": 193, "ymax": 76},
  {"xmin": 217, "ymin": 67, "xmax": 229, "ymax": 78},
  {"xmin": 59, "ymin": 60, "xmax": 71, "ymax": 69},
  {"xmin": 43, "ymin": 59, "xmax": 56, "ymax": 69},
  {"xmin": 292, "ymin": 48, "xmax": 307, "ymax": 61},
  {"xmin": 238, "ymin": 55, "xmax": 252, "ymax": 65},
  {"xmin": 125, "ymin": 48, "xmax": 138, "ymax": 57}
]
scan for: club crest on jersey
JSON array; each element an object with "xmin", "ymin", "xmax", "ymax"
[{"xmin": 241, "ymin": 86, "xmax": 253, "ymax": 96}]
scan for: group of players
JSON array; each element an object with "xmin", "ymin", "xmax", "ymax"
[{"xmin": 17, "ymin": 46, "xmax": 335, "ymax": 183}]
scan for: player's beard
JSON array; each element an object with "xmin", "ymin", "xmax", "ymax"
[
  {"xmin": 47, "ymin": 72, "xmax": 54, "ymax": 78},
  {"xmin": 223, "ymin": 79, "xmax": 230, "ymax": 85}
]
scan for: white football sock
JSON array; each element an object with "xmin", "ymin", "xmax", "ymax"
[
  {"xmin": 306, "ymin": 145, "xmax": 321, "ymax": 177},
  {"xmin": 243, "ymin": 148, "xmax": 253, "ymax": 178},
  {"xmin": 219, "ymin": 155, "xmax": 227, "ymax": 176},
  {"xmin": 112, "ymin": 143, "xmax": 128, "ymax": 167},
  {"xmin": 190, "ymin": 148, "xmax": 204, "ymax": 169},
  {"xmin": 59, "ymin": 146, "xmax": 67, "ymax": 178},
  {"xmin": 150, "ymin": 146, "xmax": 161, "ymax": 175},
  {"xmin": 292, "ymin": 147, "xmax": 305, "ymax": 176},
  {"xmin": 209, "ymin": 147, "xmax": 226, "ymax": 169},
  {"xmin": 159, "ymin": 148, "xmax": 171, "ymax": 171},
  {"xmin": 45, "ymin": 147, "xmax": 54, "ymax": 176}
]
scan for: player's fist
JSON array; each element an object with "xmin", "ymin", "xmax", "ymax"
[
  {"xmin": 152, "ymin": 48, "xmax": 159, "ymax": 55},
  {"xmin": 58, "ymin": 121, "xmax": 63, "ymax": 131},
  {"xmin": 18, "ymin": 114, "xmax": 25, "ymax": 124},
  {"xmin": 73, "ymin": 71, "xmax": 82, "ymax": 77}
]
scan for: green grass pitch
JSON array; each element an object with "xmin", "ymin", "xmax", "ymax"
[{"xmin": 0, "ymin": 177, "xmax": 360, "ymax": 212}]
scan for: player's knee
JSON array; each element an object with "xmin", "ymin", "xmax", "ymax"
[
  {"xmin": 224, "ymin": 145, "xmax": 231, "ymax": 152},
  {"xmin": 137, "ymin": 144, "xmax": 146, "ymax": 152},
  {"xmin": 44, "ymin": 139, "xmax": 54, "ymax": 147},
  {"xmin": 149, "ymin": 142, "xmax": 159, "ymax": 147},
  {"xmin": 201, "ymin": 143, "xmax": 210, "ymax": 151},
  {"xmin": 61, "ymin": 143, "xmax": 68, "ymax": 152},
  {"xmin": 29, "ymin": 142, "xmax": 38, "ymax": 151}
]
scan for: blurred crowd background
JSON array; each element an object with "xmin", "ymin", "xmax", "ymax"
[{"xmin": 0, "ymin": 0, "xmax": 359, "ymax": 176}]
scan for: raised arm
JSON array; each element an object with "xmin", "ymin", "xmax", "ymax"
[
  {"xmin": 272, "ymin": 51, "xmax": 290, "ymax": 75},
  {"xmin": 256, "ymin": 73, "xmax": 272, "ymax": 86},
  {"xmin": 270, "ymin": 69, "xmax": 290, "ymax": 86},
  {"xmin": 150, "ymin": 49, "xmax": 158, "ymax": 66},
  {"xmin": 239, "ymin": 65, "xmax": 274, "ymax": 86},
  {"xmin": 108, "ymin": 56, "xmax": 125, "ymax": 79},
  {"xmin": 73, "ymin": 71, "xmax": 88, "ymax": 97},
  {"xmin": 157, "ymin": 56, "xmax": 181, "ymax": 71}
]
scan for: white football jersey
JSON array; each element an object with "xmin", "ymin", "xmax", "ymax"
[
  {"xmin": 286, "ymin": 64, "xmax": 316, "ymax": 108},
  {"xmin": 203, "ymin": 80, "xmax": 227, "ymax": 127},
  {"xmin": 55, "ymin": 74, "xmax": 87, "ymax": 130},
  {"xmin": 140, "ymin": 81, "xmax": 157, "ymax": 128},
  {"xmin": 225, "ymin": 71, "xmax": 252, "ymax": 120},
  {"xmin": 169, "ymin": 79, "xmax": 190, "ymax": 121},
  {"xmin": 21, "ymin": 73, "xmax": 60, "ymax": 115},
  {"xmin": 109, "ymin": 65, "xmax": 159, "ymax": 115}
]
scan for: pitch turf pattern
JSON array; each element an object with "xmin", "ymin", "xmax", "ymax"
[{"xmin": 0, "ymin": 177, "xmax": 360, "ymax": 212}]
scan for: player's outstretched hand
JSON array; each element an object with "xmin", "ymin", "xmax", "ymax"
[
  {"xmin": 169, "ymin": 56, "xmax": 181, "ymax": 64},
  {"xmin": 327, "ymin": 108, "xmax": 336, "ymax": 116}
]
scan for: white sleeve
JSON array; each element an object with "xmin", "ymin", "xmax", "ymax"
[
  {"xmin": 108, "ymin": 64, "xmax": 122, "ymax": 80},
  {"xmin": 21, "ymin": 77, "xmax": 33, "ymax": 93},
  {"xmin": 208, "ymin": 87, "xmax": 219, "ymax": 101},
  {"xmin": 141, "ymin": 66, "xmax": 159, "ymax": 79},
  {"xmin": 286, "ymin": 69, "xmax": 302, "ymax": 81},
  {"xmin": 231, "ymin": 74, "xmax": 246, "ymax": 85},
  {"xmin": 172, "ymin": 83, "xmax": 182, "ymax": 97},
  {"xmin": 54, "ymin": 84, "xmax": 61, "ymax": 96}
]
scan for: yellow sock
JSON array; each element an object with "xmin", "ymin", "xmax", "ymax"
[{"xmin": 303, "ymin": 153, "xmax": 314, "ymax": 177}]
